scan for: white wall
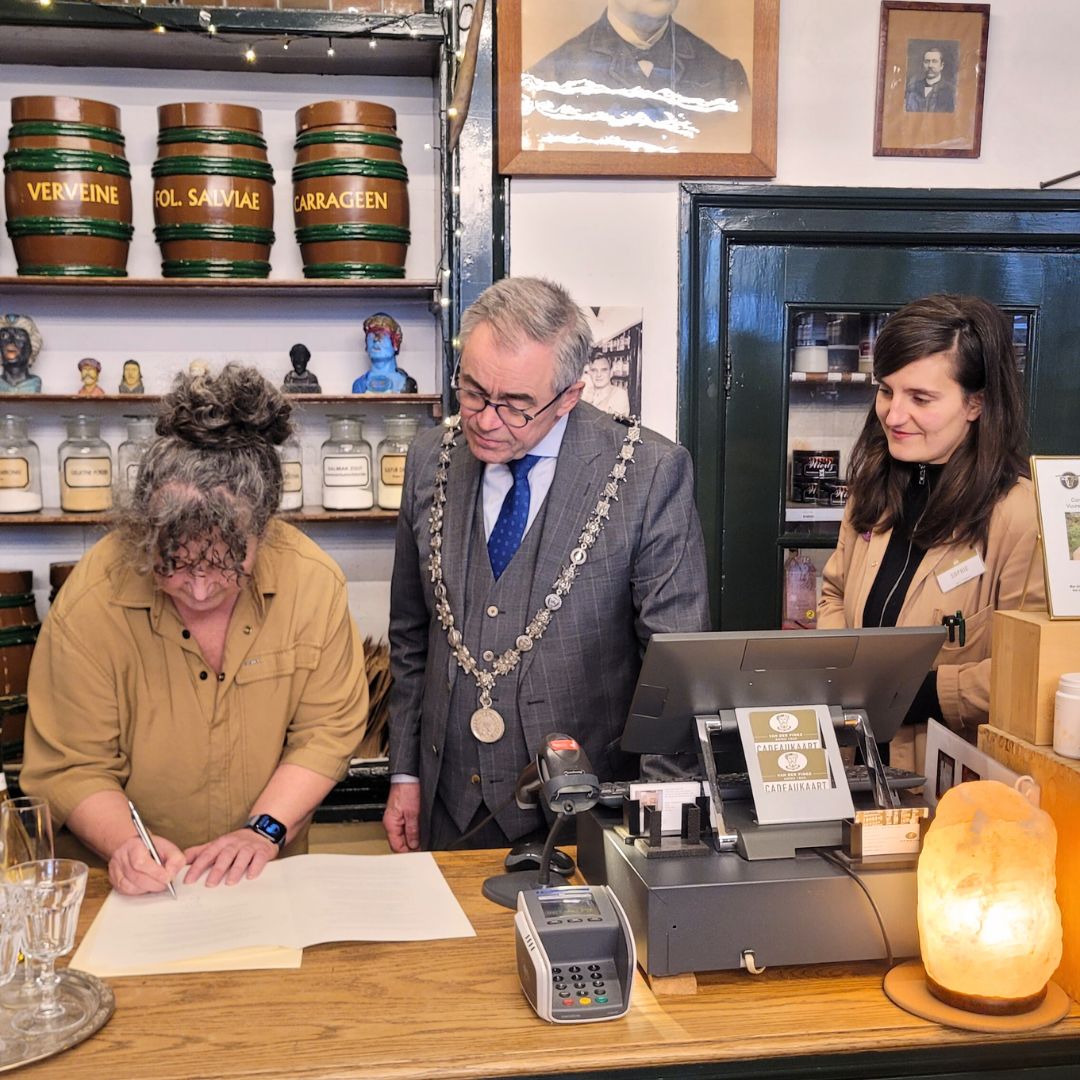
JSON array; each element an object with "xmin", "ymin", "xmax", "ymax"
[{"xmin": 509, "ymin": 0, "xmax": 1080, "ymax": 440}]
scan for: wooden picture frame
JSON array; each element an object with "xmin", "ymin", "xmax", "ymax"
[
  {"xmin": 496, "ymin": 0, "xmax": 778, "ymax": 178},
  {"xmin": 874, "ymin": 1, "xmax": 990, "ymax": 158},
  {"xmin": 1030, "ymin": 456, "xmax": 1080, "ymax": 619}
]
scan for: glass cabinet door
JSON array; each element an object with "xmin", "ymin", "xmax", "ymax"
[{"xmin": 780, "ymin": 305, "xmax": 1032, "ymax": 631}]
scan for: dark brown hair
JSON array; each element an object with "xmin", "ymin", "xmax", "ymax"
[
  {"xmin": 848, "ymin": 294, "xmax": 1027, "ymax": 550},
  {"xmin": 115, "ymin": 363, "xmax": 293, "ymax": 578}
]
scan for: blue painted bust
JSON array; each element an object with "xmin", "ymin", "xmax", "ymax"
[
  {"xmin": 0, "ymin": 313, "xmax": 43, "ymax": 394},
  {"xmin": 352, "ymin": 312, "xmax": 417, "ymax": 394}
]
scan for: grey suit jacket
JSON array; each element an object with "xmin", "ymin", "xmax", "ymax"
[{"xmin": 387, "ymin": 402, "xmax": 710, "ymax": 839}]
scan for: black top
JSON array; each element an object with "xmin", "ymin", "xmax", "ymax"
[{"xmin": 861, "ymin": 462, "xmax": 944, "ymax": 730}]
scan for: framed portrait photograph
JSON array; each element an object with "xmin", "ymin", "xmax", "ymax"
[
  {"xmin": 1030, "ymin": 456, "xmax": 1080, "ymax": 619},
  {"xmin": 874, "ymin": 1, "xmax": 990, "ymax": 158},
  {"xmin": 496, "ymin": 0, "xmax": 778, "ymax": 178}
]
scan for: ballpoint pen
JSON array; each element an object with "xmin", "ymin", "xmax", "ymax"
[{"xmin": 128, "ymin": 799, "xmax": 178, "ymax": 900}]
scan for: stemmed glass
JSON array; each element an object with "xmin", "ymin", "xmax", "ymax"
[
  {"xmin": 0, "ymin": 796, "xmax": 53, "ymax": 1008},
  {"xmin": 6, "ymin": 859, "xmax": 88, "ymax": 1037},
  {"xmin": 0, "ymin": 883, "xmax": 28, "ymax": 1058}
]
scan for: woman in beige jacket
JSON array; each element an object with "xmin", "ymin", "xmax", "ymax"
[{"xmin": 818, "ymin": 295, "xmax": 1043, "ymax": 767}]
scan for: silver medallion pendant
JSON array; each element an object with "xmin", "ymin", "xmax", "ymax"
[{"xmin": 470, "ymin": 706, "xmax": 506, "ymax": 744}]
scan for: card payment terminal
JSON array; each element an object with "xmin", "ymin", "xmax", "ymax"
[{"xmin": 514, "ymin": 885, "xmax": 635, "ymax": 1023}]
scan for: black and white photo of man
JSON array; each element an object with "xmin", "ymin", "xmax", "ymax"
[
  {"xmin": 904, "ymin": 41, "xmax": 957, "ymax": 113},
  {"xmin": 522, "ymin": 0, "xmax": 753, "ymax": 155}
]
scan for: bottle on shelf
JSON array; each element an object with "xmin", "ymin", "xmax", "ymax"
[
  {"xmin": 116, "ymin": 415, "xmax": 156, "ymax": 493},
  {"xmin": 279, "ymin": 432, "xmax": 304, "ymax": 511},
  {"xmin": 320, "ymin": 417, "xmax": 373, "ymax": 510},
  {"xmin": 782, "ymin": 549, "xmax": 818, "ymax": 631},
  {"xmin": 376, "ymin": 415, "xmax": 418, "ymax": 510},
  {"xmin": 0, "ymin": 414, "xmax": 43, "ymax": 513},
  {"xmin": 59, "ymin": 415, "xmax": 113, "ymax": 513}
]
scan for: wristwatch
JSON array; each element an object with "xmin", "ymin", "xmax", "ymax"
[{"xmin": 246, "ymin": 813, "xmax": 287, "ymax": 849}]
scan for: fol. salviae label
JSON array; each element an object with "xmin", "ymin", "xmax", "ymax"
[{"xmin": 155, "ymin": 187, "xmax": 262, "ymax": 210}]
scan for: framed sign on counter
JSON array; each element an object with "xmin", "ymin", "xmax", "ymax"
[
  {"xmin": 874, "ymin": 1, "xmax": 991, "ymax": 158},
  {"xmin": 497, "ymin": 0, "xmax": 778, "ymax": 178},
  {"xmin": 1031, "ymin": 456, "xmax": 1080, "ymax": 618}
]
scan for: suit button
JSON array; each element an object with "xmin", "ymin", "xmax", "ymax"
[
  {"xmin": 482, "ymin": 650, "xmax": 495, "ymax": 662},
  {"xmin": 486, "ymin": 605, "xmax": 499, "ymax": 618},
  {"xmin": 470, "ymin": 773, "xmax": 481, "ymax": 785},
  {"xmin": 199, "ymin": 671, "xmax": 208, "ymax": 680}
]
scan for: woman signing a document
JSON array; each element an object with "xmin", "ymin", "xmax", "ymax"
[{"xmin": 21, "ymin": 365, "xmax": 369, "ymax": 896}]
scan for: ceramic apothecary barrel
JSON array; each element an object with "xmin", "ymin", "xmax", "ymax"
[
  {"xmin": 292, "ymin": 100, "xmax": 410, "ymax": 279},
  {"xmin": 4, "ymin": 95, "xmax": 133, "ymax": 276},
  {"xmin": 152, "ymin": 102, "xmax": 275, "ymax": 278}
]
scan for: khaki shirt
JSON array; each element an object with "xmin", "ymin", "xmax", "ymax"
[{"xmin": 22, "ymin": 520, "xmax": 369, "ymax": 852}]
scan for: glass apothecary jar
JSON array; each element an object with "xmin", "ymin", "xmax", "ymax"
[
  {"xmin": 59, "ymin": 414, "xmax": 112, "ymax": 513},
  {"xmin": 279, "ymin": 432, "xmax": 304, "ymax": 511},
  {"xmin": 321, "ymin": 417, "xmax": 373, "ymax": 510},
  {"xmin": 117, "ymin": 416, "xmax": 156, "ymax": 493},
  {"xmin": 0, "ymin": 414, "xmax": 42, "ymax": 513},
  {"xmin": 377, "ymin": 415, "xmax": 418, "ymax": 510}
]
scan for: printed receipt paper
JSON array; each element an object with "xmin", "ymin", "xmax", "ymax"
[{"xmin": 72, "ymin": 852, "xmax": 475, "ymax": 977}]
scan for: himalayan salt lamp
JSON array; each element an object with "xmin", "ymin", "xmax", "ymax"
[{"xmin": 917, "ymin": 780, "xmax": 1062, "ymax": 1015}]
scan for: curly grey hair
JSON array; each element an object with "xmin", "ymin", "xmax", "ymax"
[
  {"xmin": 458, "ymin": 277, "xmax": 591, "ymax": 393},
  {"xmin": 115, "ymin": 363, "xmax": 293, "ymax": 579}
]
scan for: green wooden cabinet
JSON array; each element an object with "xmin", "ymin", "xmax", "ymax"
[{"xmin": 680, "ymin": 186, "xmax": 1080, "ymax": 631}]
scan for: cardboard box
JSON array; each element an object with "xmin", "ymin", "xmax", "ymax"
[
  {"xmin": 989, "ymin": 609, "xmax": 1080, "ymax": 745},
  {"xmin": 978, "ymin": 725, "xmax": 1080, "ymax": 1002}
]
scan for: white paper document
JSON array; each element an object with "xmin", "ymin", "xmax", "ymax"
[{"xmin": 72, "ymin": 852, "xmax": 475, "ymax": 977}]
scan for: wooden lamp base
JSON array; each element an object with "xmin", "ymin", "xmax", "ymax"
[{"xmin": 883, "ymin": 961, "xmax": 1071, "ymax": 1033}]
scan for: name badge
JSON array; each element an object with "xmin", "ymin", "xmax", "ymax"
[{"xmin": 937, "ymin": 553, "xmax": 986, "ymax": 594}]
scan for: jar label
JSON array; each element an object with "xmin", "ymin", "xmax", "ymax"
[
  {"xmin": 0, "ymin": 457, "xmax": 30, "ymax": 489},
  {"xmin": 282, "ymin": 462, "xmax": 303, "ymax": 493},
  {"xmin": 126, "ymin": 463, "xmax": 140, "ymax": 489},
  {"xmin": 380, "ymin": 454, "xmax": 406, "ymax": 486},
  {"xmin": 323, "ymin": 455, "xmax": 370, "ymax": 487},
  {"xmin": 64, "ymin": 457, "xmax": 112, "ymax": 488}
]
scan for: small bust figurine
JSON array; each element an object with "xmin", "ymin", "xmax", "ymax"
[
  {"xmin": 0, "ymin": 313, "xmax": 43, "ymax": 394},
  {"xmin": 282, "ymin": 343, "xmax": 321, "ymax": 394},
  {"xmin": 352, "ymin": 312, "xmax": 417, "ymax": 394},
  {"xmin": 118, "ymin": 359, "xmax": 144, "ymax": 395},
  {"xmin": 77, "ymin": 357, "xmax": 106, "ymax": 398},
  {"xmin": 188, "ymin": 359, "xmax": 210, "ymax": 378}
]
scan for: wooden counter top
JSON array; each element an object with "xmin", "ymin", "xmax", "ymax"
[{"xmin": 27, "ymin": 850, "xmax": 1080, "ymax": 1080}]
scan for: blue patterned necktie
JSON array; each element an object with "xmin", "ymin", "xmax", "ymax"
[{"xmin": 487, "ymin": 454, "xmax": 541, "ymax": 580}]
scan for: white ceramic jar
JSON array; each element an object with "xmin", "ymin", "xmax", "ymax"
[{"xmin": 1052, "ymin": 672, "xmax": 1080, "ymax": 759}]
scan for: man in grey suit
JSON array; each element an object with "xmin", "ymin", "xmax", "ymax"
[{"xmin": 384, "ymin": 277, "xmax": 710, "ymax": 851}]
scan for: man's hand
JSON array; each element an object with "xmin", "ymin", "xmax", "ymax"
[
  {"xmin": 108, "ymin": 833, "xmax": 186, "ymax": 896},
  {"xmin": 383, "ymin": 782, "xmax": 421, "ymax": 852},
  {"xmin": 183, "ymin": 827, "xmax": 280, "ymax": 887}
]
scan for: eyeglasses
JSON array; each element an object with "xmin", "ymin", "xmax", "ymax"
[{"xmin": 451, "ymin": 367, "xmax": 569, "ymax": 430}]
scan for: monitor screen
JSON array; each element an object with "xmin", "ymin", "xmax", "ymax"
[{"xmin": 620, "ymin": 626, "xmax": 946, "ymax": 755}]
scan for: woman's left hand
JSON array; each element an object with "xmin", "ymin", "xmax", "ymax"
[{"xmin": 183, "ymin": 828, "xmax": 280, "ymax": 887}]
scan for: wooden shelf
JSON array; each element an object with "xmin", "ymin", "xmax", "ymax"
[
  {"xmin": 1, "ymin": 393, "xmax": 442, "ymax": 415},
  {"xmin": 0, "ymin": 505, "xmax": 398, "ymax": 527},
  {"xmin": 0, "ymin": 277, "xmax": 439, "ymax": 301},
  {"xmin": 0, "ymin": 4, "xmax": 444, "ymax": 77},
  {"xmin": 790, "ymin": 371, "xmax": 875, "ymax": 384},
  {"xmin": 784, "ymin": 504, "xmax": 845, "ymax": 522}
]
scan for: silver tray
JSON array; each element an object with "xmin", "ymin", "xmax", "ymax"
[{"xmin": 0, "ymin": 968, "xmax": 114, "ymax": 1072}]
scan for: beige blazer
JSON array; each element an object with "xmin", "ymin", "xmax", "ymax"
[{"xmin": 818, "ymin": 478, "xmax": 1044, "ymax": 741}]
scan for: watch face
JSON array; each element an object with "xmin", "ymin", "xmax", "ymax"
[{"xmin": 253, "ymin": 814, "xmax": 286, "ymax": 844}]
